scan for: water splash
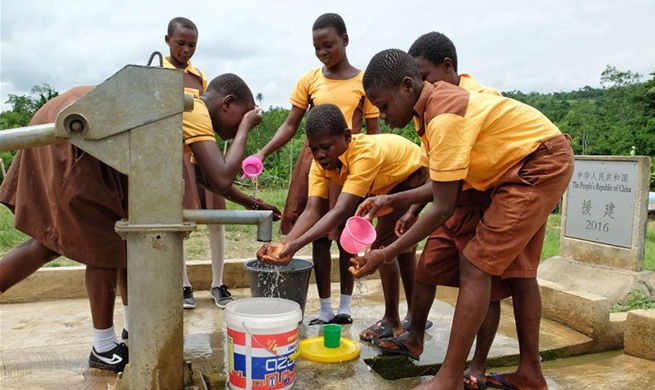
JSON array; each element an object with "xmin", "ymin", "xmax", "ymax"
[{"xmin": 354, "ymin": 276, "xmax": 368, "ymax": 315}]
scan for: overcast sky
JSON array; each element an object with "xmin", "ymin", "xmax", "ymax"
[{"xmin": 1, "ymin": 0, "xmax": 654, "ymax": 113}]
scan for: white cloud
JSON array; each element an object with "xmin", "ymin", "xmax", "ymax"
[{"xmin": 1, "ymin": 0, "xmax": 654, "ymax": 113}]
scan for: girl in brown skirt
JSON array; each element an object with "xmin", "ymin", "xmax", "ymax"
[{"xmin": 252, "ymin": 13, "xmax": 379, "ymax": 325}]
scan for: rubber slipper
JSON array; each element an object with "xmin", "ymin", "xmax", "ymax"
[
  {"xmin": 308, "ymin": 317, "xmax": 330, "ymax": 326},
  {"xmin": 485, "ymin": 372, "xmax": 518, "ymax": 390},
  {"xmin": 330, "ymin": 313, "xmax": 353, "ymax": 324},
  {"xmin": 463, "ymin": 373, "xmax": 487, "ymax": 390},
  {"xmin": 359, "ymin": 319, "xmax": 393, "ymax": 341},
  {"xmin": 401, "ymin": 318, "xmax": 434, "ymax": 332},
  {"xmin": 373, "ymin": 337, "xmax": 420, "ymax": 361}
]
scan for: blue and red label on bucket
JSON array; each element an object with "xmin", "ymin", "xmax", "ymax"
[{"xmin": 228, "ymin": 326, "xmax": 298, "ymax": 390}]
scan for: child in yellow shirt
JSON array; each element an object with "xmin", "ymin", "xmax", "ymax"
[
  {"xmin": 253, "ymin": 13, "xmax": 380, "ymax": 325},
  {"xmin": 258, "ymin": 103, "xmax": 425, "ymax": 339},
  {"xmin": 162, "ymin": 17, "xmax": 235, "ymax": 311},
  {"xmin": 354, "ymin": 49, "xmax": 573, "ymax": 390},
  {"xmin": 376, "ymin": 31, "xmax": 510, "ymax": 389}
]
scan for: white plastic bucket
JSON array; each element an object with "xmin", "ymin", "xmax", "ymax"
[{"xmin": 225, "ymin": 298, "xmax": 302, "ymax": 390}]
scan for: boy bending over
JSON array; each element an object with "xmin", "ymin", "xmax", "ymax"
[
  {"xmin": 352, "ymin": 49, "xmax": 573, "ymax": 390},
  {"xmin": 258, "ymin": 103, "xmax": 425, "ymax": 339}
]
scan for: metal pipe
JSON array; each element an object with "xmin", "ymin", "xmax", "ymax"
[
  {"xmin": 183, "ymin": 209, "xmax": 273, "ymax": 242},
  {"xmin": 0, "ymin": 123, "xmax": 63, "ymax": 152}
]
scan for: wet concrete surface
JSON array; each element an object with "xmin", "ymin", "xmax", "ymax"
[{"xmin": 1, "ymin": 279, "xmax": 654, "ymax": 389}]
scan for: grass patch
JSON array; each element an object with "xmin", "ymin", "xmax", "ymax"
[
  {"xmin": 0, "ymin": 206, "xmax": 27, "ymax": 250},
  {"xmin": 541, "ymin": 214, "xmax": 561, "ymax": 260},
  {"xmin": 645, "ymin": 219, "xmax": 655, "ymax": 272},
  {"xmin": 611, "ymin": 290, "xmax": 655, "ymax": 312}
]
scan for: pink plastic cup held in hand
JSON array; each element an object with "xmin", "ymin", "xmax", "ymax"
[
  {"xmin": 340, "ymin": 216, "xmax": 377, "ymax": 254},
  {"xmin": 242, "ymin": 155, "xmax": 263, "ymax": 179}
]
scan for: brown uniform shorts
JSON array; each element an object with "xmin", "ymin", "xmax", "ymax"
[
  {"xmin": 463, "ymin": 134, "xmax": 574, "ymax": 279},
  {"xmin": 415, "ymin": 189, "xmax": 511, "ymax": 301}
]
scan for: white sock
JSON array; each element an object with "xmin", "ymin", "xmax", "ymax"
[
  {"xmin": 337, "ymin": 294, "xmax": 352, "ymax": 316},
  {"xmin": 318, "ymin": 297, "xmax": 334, "ymax": 322},
  {"xmin": 209, "ymin": 224, "xmax": 226, "ymax": 288},
  {"xmin": 94, "ymin": 326, "xmax": 118, "ymax": 353},
  {"xmin": 122, "ymin": 305, "xmax": 129, "ymax": 332},
  {"xmin": 182, "ymin": 252, "xmax": 192, "ymax": 288}
]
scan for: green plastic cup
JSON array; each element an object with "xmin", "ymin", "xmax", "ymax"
[{"xmin": 323, "ymin": 324, "xmax": 342, "ymax": 348}]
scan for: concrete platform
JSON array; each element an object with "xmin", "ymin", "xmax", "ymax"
[{"xmin": 4, "ymin": 277, "xmax": 648, "ymax": 389}]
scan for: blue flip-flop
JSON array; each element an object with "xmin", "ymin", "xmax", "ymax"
[{"xmin": 486, "ymin": 372, "xmax": 518, "ymax": 390}]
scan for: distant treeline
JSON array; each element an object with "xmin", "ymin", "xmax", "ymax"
[{"xmin": 2, "ymin": 65, "xmax": 654, "ymax": 189}]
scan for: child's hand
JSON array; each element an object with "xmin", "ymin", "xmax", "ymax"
[
  {"xmin": 395, "ymin": 210, "xmax": 418, "ymax": 237},
  {"xmin": 348, "ymin": 250, "xmax": 386, "ymax": 278},
  {"xmin": 241, "ymin": 107, "xmax": 263, "ymax": 130},
  {"xmin": 356, "ymin": 195, "xmax": 393, "ymax": 220},
  {"xmin": 259, "ymin": 243, "xmax": 292, "ymax": 266},
  {"xmin": 255, "ymin": 244, "xmax": 269, "ymax": 261},
  {"xmin": 251, "ymin": 197, "xmax": 282, "ymax": 221}
]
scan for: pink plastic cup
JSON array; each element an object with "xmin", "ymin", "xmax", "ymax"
[
  {"xmin": 242, "ymin": 155, "xmax": 263, "ymax": 179},
  {"xmin": 340, "ymin": 216, "xmax": 377, "ymax": 254}
]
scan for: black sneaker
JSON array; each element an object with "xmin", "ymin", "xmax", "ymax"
[
  {"xmin": 210, "ymin": 285, "xmax": 234, "ymax": 309},
  {"xmin": 183, "ymin": 286, "xmax": 197, "ymax": 309},
  {"xmin": 89, "ymin": 342, "xmax": 129, "ymax": 373},
  {"xmin": 121, "ymin": 328, "xmax": 128, "ymax": 340}
]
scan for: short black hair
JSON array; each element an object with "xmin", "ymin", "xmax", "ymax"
[
  {"xmin": 306, "ymin": 104, "xmax": 348, "ymax": 138},
  {"xmin": 408, "ymin": 32, "xmax": 458, "ymax": 72},
  {"xmin": 167, "ymin": 17, "xmax": 198, "ymax": 36},
  {"xmin": 312, "ymin": 13, "xmax": 347, "ymax": 35},
  {"xmin": 363, "ymin": 49, "xmax": 421, "ymax": 94},
  {"xmin": 206, "ymin": 73, "xmax": 254, "ymax": 105}
]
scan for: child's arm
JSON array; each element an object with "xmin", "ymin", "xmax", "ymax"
[
  {"xmin": 260, "ymin": 193, "xmax": 361, "ymax": 265},
  {"xmin": 283, "ymin": 192, "xmax": 361, "ymax": 253},
  {"xmin": 258, "ymin": 195, "xmax": 326, "ymax": 265},
  {"xmin": 222, "ymin": 185, "xmax": 281, "ymax": 219},
  {"xmin": 191, "ymin": 108, "xmax": 261, "ymax": 193},
  {"xmin": 350, "ymin": 180, "xmax": 460, "ymax": 278},
  {"xmin": 395, "ymin": 202, "xmax": 427, "ymax": 236},
  {"xmin": 365, "ymin": 118, "xmax": 381, "ymax": 135},
  {"xmin": 356, "ymin": 181, "xmax": 432, "ymax": 220},
  {"xmin": 255, "ymin": 106, "xmax": 306, "ymax": 161}
]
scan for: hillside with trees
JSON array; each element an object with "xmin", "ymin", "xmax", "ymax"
[{"xmin": 2, "ymin": 66, "xmax": 653, "ymax": 188}]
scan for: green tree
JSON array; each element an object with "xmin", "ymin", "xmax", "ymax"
[
  {"xmin": 1, "ymin": 84, "xmax": 59, "ymax": 130},
  {"xmin": 255, "ymin": 93, "xmax": 264, "ymax": 110},
  {"xmin": 1, "ymin": 84, "xmax": 59, "ymax": 182}
]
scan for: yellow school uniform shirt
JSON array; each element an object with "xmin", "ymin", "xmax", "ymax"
[
  {"xmin": 308, "ymin": 134, "xmax": 421, "ymax": 199},
  {"xmin": 289, "ymin": 68, "xmax": 378, "ymax": 129},
  {"xmin": 162, "ymin": 57, "xmax": 208, "ymax": 92},
  {"xmin": 418, "ymin": 74, "xmax": 500, "ymax": 170},
  {"xmin": 182, "ymin": 93, "xmax": 216, "ymax": 159},
  {"xmin": 458, "ymin": 73, "xmax": 501, "ymax": 96},
  {"xmin": 414, "ymin": 81, "xmax": 560, "ymax": 191}
]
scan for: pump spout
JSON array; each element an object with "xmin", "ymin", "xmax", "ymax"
[{"xmin": 182, "ymin": 209, "xmax": 273, "ymax": 242}]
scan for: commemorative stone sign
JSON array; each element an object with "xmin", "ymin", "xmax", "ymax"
[{"xmin": 560, "ymin": 156, "xmax": 651, "ymax": 271}]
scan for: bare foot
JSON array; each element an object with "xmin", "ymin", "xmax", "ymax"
[{"xmin": 485, "ymin": 371, "xmax": 548, "ymax": 390}]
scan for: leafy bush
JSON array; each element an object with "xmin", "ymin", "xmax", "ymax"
[{"xmin": 611, "ymin": 290, "xmax": 655, "ymax": 312}]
